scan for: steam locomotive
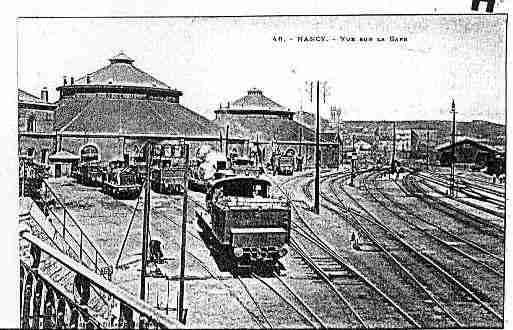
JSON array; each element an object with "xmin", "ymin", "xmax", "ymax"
[{"xmin": 197, "ymin": 176, "xmax": 290, "ymax": 270}]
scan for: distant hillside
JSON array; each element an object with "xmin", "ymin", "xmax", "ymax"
[{"xmin": 337, "ymin": 120, "xmax": 505, "ymax": 145}]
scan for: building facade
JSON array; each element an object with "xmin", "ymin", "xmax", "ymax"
[{"xmin": 18, "ymin": 88, "xmax": 57, "ymax": 163}]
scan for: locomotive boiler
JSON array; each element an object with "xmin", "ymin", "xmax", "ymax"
[{"xmin": 188, "ymin": 145, "xmax": 234, "ymax": 192}]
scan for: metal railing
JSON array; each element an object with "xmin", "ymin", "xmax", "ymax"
[
  {"xmin": 40, "ymin": 180, "xmax": 112, "ymax": 280},
  {"xmin": 20, "ymin": 230, "xmax": 182, "ymax": 329}
]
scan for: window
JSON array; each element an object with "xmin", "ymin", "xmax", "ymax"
[{"xmin": 26, "ymin": 115, "xmax": 36, "ymax": 132}]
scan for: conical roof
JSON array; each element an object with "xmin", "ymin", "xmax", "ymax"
[
  {"xmin": 231, "ymin": 88, "xmax": 285, "ymax": 110},
  {"xmin": 74, "ymin": 52, "xmax": 170, "ymax": 89},
  {"xmin": 108, "ymin": 52, "xmax": 134, "ymax": 64}
]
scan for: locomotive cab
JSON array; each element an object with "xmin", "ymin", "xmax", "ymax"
[{"xmin": 203, "ymin": 176, "xmax": 290, "ymax": 269}]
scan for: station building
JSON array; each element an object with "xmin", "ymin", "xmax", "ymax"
[{"xmin": 435, "ymin": 137, "xmax": 502, "ymax": 166}]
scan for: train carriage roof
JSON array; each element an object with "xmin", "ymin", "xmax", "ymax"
[{"xmin": 209, "ymin": 175, "xmax": 272, "ymax": 190}]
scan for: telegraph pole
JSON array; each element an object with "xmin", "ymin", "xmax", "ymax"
[
  {"xmin": 341, "ymin": 135, "xmax": 344, "ymax": 167},
  {"xmin": 314, "ymin": 80, "xmax": 321, "ymax": 214},
  {"xmin": 392, "ymin": 122, "xmax": 396, "ymax": 173},
  {"xmin": 450, "ymin": 99, "xmax": 456, "ymax": 197},
  {"xmin": 299, "ymin": 125, "xmax": 303, "ymax": 158},
  {"xmin": 333, "ymin": 106, "xmax": 342, "ymax": 169},
  {"xmin": 225, "ymin": 124, "xmax": 229, "ymax": 159},
  {"xmin": 350, "ymin": 134, "xmax": 355, "ymax": 186},
  {"xmin": 426, "ymin": 131, "xmax": 430, "ymax": 169},
  {"xmin": 140, "ymin": 142, "xmax": 153, "ymax": 302},
  {"xmin": 177, "ymin": 144, "xmax": 189, "ymax": 324}
]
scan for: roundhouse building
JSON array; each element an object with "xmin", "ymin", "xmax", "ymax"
[
  {"xmin": 53, "ymin": 52, "xmax": 220, "ymax": 161},
  {"xmin": 214, "ymin": 88, "xmax": 338, "ymax": 168}
]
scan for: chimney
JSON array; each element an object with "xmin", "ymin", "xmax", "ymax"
[
  {"xmin": 63, "ymin": 76, "xmax": 67, "ymax": 85},
  {"xmin": 70, "ymin": 77, "xmax": 74, "ymax": 85},
  {"xmin": 40, "ymin": 87, "xmax": 48, "ymax": 103},
  {"xmin": 86, "ymin": 74, "xmax": 91, "ymax": 84}
]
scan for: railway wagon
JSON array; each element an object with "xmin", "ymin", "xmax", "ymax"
[
  {"xmin": 199, "ymin": 176, "xmax": 290, "ymax": 269},
  {"xmin": 74, "ymin": 144, "xmax": 102, "ymax": 184},
  {"xmin": 231, "ymin": 156, "xmax": 263, "ymax": 177},
  {"xmin": 274, "ymin": 148, "xmax": 295, "ymax": 176},
  {"xmin": 102, "ymin": 164, "xmax": 141, "ymax": 199},
  {"xmin": 78, "ymin": 161, "xmax": 106, "ymax": 187},
  {"xmin": 129, "ymin": 151, "xmax": 148, "ymax": 184},
  {"xmin": 19, "ymin": 157, "xmax": 48, "ymax": 198},
  {"xmin": 150, "ymin": 142, "xmax": 187, "ymax": 194}
]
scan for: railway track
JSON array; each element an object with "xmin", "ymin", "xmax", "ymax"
[
  {"xmin": 272, "ymin": 171, "xmax": 421, "ymax": 328},
  {"xmin": 411, "ymin": 171, "xmax": 505, "ymax": 212},
  {"xmin": 236, "ymin": 272, "xmax": 329, "ymax": 329},
  {"xmin": 423, "ymin": 169, "xmax": 505, "ymax": 199},
  {"xmin": 315, "ymin": 171, "xmax": 503, "ymax": 327},
  {"xmin": 151, "ymin": 182, "xmax": 332, "ymax": 328},
  {"xmin": 358, "ymin": 172, "xmax": 504, "ymax": 307},
  {"xmin": 403, "ymin": 174, "xmax": 504, "ymax": 239},
  {"xmin": 361, "ymin": 173, "xmax": 504, "ymax": 265}
]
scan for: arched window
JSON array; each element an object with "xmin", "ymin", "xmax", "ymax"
[{"xmin": 26, "ymin": 115, "xmax": 36, "ymax": 132}]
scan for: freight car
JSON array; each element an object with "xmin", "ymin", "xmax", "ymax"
[
  {"xmin": 102, "ymin": 161, "xmax": 141, "ymax": 199},
  {"xmin": 129, "ymin": 150, "xmax": 147, "ymax": 184},
  {"xmin": 274, "ymin": 148, "xmax": 295, "ymax": 176},
  {"xmin": 78, "ymin": 161, "xmax": 106, "ymax": 187},
  {"xmin": 74, "ymin": 144, "xmax": 102, "ymax": 185},
  {"xmin": 150, "ymin": 142, "xmax": 187, "ymax": 194},
  {"xmin": 19, "ymin": 156, "xmax": 49, "ymax": 198},
  {"xmin": 198, "ymin": 176, "xmax": 290, "ymax": 270},
  {"xmin": 230, "ymin": 156, "xmax": 263, "ymax": 177}
]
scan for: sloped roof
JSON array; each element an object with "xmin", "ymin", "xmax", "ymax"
[
  {"xmin": 217, "ymin": 115, "xmax": 328, "ymax": 142},
  {"xmin": 49, "ymin": 150, "xmax": 80, "ymax": 161},
  {"xmin": 18, "ymin": 89, "xmax": 42, "ymax": 103},
  {"xmin": 435, "ymin": 137, "xmax": 500, "ymax": 153},
  {"xmin": 55, "ymin": 97, "xmax": 219, "ymax": 136},
  {"xmin": 295, "ymin": 111, "xmax": 331, "ymax": 129},
  {"xmin": 74, "ymin": 52, "xmax": 171, "ymax": 89},
  {"xmin": 231, "ymin": 88, "xmax": 285, "ymax": 110}
]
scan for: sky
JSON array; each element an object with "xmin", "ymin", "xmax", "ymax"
[{"xmin": 17, "ymin": 15, "xmax": 506, "ymax": 124}]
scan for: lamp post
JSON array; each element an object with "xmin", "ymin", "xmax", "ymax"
[
  {"xmin": 450, "ymin": 99, "xmax": 456, "ymax": 197},
  {"xmin": 314, "ymin": 81, "xmax": 320, "ymax": 214}
]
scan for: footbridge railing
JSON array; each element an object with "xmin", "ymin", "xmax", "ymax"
[
  {"xmin": 20, "ymin": 230, "xmax": 183, "ymax": 329},
  {"xmin": 39, "ymin": 180, "xmax": 112, "ymax": 280}
]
